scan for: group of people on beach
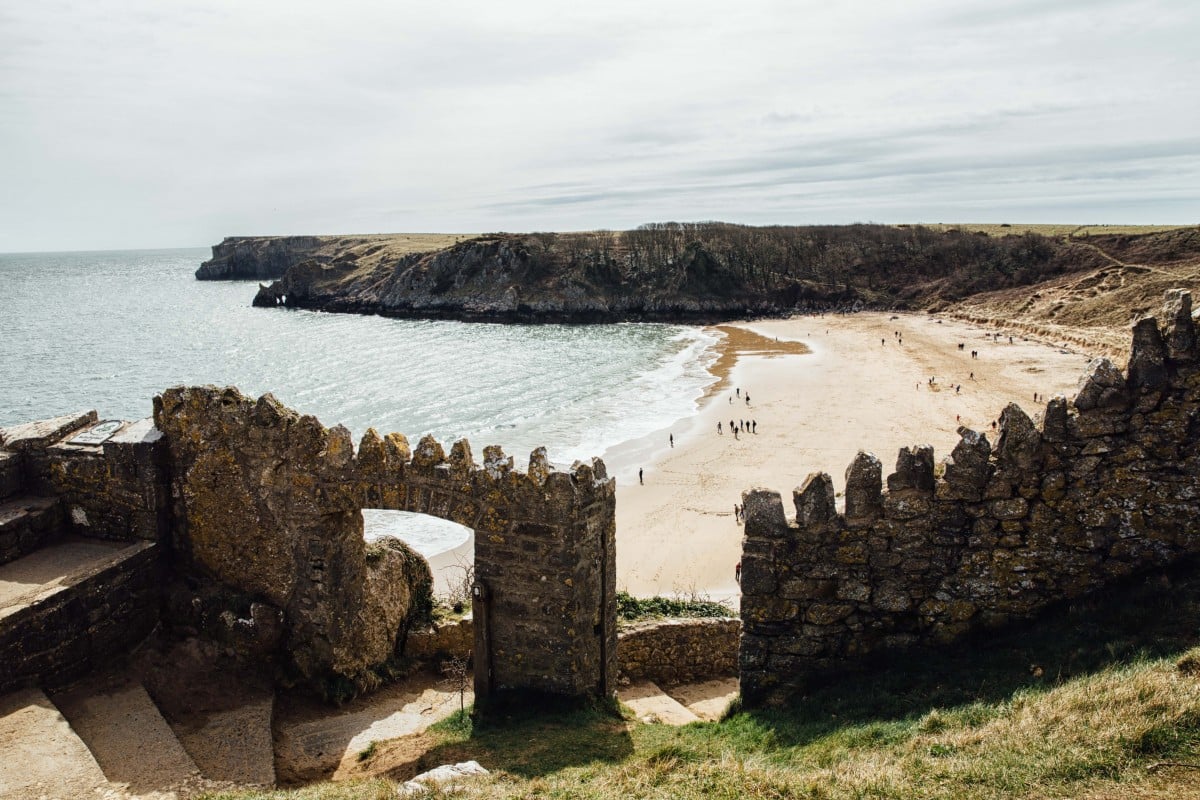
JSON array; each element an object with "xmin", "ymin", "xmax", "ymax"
[{"xmin": 720, "ymin": 418, "xmax": 756, "ymax": 437}]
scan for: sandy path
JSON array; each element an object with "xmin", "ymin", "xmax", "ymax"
[{"xmin": 609, "ymin": 312, "xmax": 1096, "ymax": 602}]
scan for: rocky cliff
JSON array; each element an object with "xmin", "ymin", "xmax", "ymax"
[
  {"xmin": 223, "ymin": 223, "xmax": 1200, "ymax": 324},
  {"xmin": 196, "ymin": 236, "xmax": 327, "ymax": 280},
  {"xmin": 196, "ymin": 233, "xmax": 469, "ymax": 280}
]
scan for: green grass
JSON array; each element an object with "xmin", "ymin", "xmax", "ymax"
[
  {"xmin": 202, "ymin": 564, "xmax": 1200, "ymax": 800},
  {"xmin": 615, "ymin": 590, "xmax": 734, "ymax": 623}
]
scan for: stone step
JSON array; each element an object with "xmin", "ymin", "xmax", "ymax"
[
  {"xmin": 0, "ymin": 495, "xmax": 64, "ymax": 567},
  {"xmin": 0, "ymin": 687, "xmax": 112, "ymax": 800},
  {"xmin": 662, "ymin": 677, "xmax": 740, "ymax": 721},
  {"xmin": 0, "ymin": 538, "xmax": 161, "ymax": 695},
  {"xmin": 169, "ymin": 692, "xmax": 277, "ymax": 787},
  {"xmin": 618, "ymin": 680, "xmax": 702, "ymax": 725},
  {"xmin": 51, "ymin": 672, "xmax": 201, "ymax": 796}
]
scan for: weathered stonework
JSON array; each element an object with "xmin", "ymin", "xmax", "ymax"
[
  {"xmin": 154, "ymin": 387, "xmax": 434, "ymax": 695},
  {"xmin": 405, "ymin": 614, "xmax": 741, "ymax": 689},
  {"xmin": 25, "ymin": 419, "xmax": 170, "ymax": 543},
  {"xmin": 617, "ymin": 618, "xmax": 740, "ymax": 686},
  {"xmin": 153, "ymin": 386, "xmax": 617, "ymax": 705},
  {"xmin": 470, "ymin": 448, "xmax": 617, "ymax": 704},
  {"xmin": 740, "ymin": 291, "xmax": 1200, "ymax": 704},
  {"xmin": 0, "ymin": 542, "xmax": 164, "ymax": 694}
]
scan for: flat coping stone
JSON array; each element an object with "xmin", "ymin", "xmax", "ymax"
[
  {"xmin": 0, "ymin": 496, "xmax": 58, "ymax": 532},
  {"xmin": 0, "ymin": 538, "xmax": 153, "ymax": 621},
  {"xmin": 0, "ymin": 411, "xmax": 97, "ymax": 451},
  {"xmin": 107, "ymin": 417, "xmax": 162, "ymax": 446}
]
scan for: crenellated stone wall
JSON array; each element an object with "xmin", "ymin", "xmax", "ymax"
[
  {"xmin": 740, "ymin": 289, "xmax": 1200, "ymax": 704},
  {"xmin": 154, "ymin": 386, "xmax": 617, "ymax": 705}
]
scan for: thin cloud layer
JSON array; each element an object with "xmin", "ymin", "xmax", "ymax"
[{"xmin": 0, "ymin": 0, "xmax": 1196, "ymax": 251}]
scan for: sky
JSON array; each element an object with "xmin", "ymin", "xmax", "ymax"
[{"xmin": 1, "ymin": 0, "xmax": 1198, "ymax": 252}]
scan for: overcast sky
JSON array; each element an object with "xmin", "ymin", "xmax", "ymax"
[{"xmin": 2, "ymin": 0, "xmax": 1198, "ymax": 252}]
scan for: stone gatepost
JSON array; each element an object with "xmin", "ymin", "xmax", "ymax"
[{"xmin": 471, "ymin": 448, "xmax": 617, "ymax": 709}]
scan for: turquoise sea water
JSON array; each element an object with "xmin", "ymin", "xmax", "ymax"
[{"xmin": 0, "ymin": 248, "xmax": 719, "ymax": 472}]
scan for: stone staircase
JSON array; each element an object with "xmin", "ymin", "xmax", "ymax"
[{"xmin": 0, "ymin": 414, "xmax": 232, "ymax": 799}]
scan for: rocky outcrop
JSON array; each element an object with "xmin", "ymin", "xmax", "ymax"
[
  {"xmin": 154, "ymin": 387, "xmax": 433, "ymax": 696},
  {"xmin": 251, "ymin": 234, "xmax": 792, "ymax": 323},
  {"xmin": 196, "ymin": 236, "xmax": 326, "ymax": 280},
  {"xmin": 740, "ymin": 290, "xmax": 1200, "ymax": 704},
  {"xmin": 242, "ymin": 223, "xmax": 1172, "ymax": 324}
]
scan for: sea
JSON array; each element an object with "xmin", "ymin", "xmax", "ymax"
[{"xmin": 0, "ymin": 247, "xmax": 721, "ymax": 555}]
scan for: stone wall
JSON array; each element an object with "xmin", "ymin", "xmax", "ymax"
[
  {"xmin": 618, "ymin": 618, "xmax": 740, "ymax": 686},
  {"xmin": 0, "ymin": 542, "xmax": 163, "ymax": 694},
  {"xmin": 25, "ymin": 419, "xmax": 170, "ymax": 543},
  {"xmin": 407, "ymin": 615, "xmax": 740, "ymax": 689},
  {"xmin": 0, "ymin": 451, "xmax": 21, "ymax": 499},
  {"xmin": 740, "ymin": 290, "xmax": 1200, "ymax": 704},
  {"xmin": 154, "ymin": 386, "xmax": 617, "ymax": 705}
]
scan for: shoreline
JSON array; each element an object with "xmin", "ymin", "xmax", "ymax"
[
  {"xmin": 613, "ymin": 311, "xmax": 1094, "ymax": 603},
  {"xmin": 419, "ymin": 311, "xmax": 1095, "ymax": 604}
]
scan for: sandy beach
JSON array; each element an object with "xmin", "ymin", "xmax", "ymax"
[{"xmin": 607, "ymin": 312, "xmax": 1097, "ymax": 603}]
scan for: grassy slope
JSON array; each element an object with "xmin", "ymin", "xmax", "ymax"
[
  {"xmin": 943, "ymin": 227, "xmax": 1200, "ymax": 360},
  {"xmin": 203, "ymin": 564, "xmax": 1200, "ymax": 800}
]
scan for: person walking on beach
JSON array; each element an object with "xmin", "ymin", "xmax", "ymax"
[
  {"xmin": 736, "ymin": 387, "xmax": 740, "ymax": 398},
  {"xmin": 718, "ymin": 421, "xmax": 722, "ymax": 435},
  {"xmin": 669, "ymin": 433, "xmax": 674, "ymax": 448},
  {"xmin": 745, "ymin": 393, "xmax": 751, "ymax": 405},
  {"xmin": 735, "ymin": 561, "xmax": 742, "ymax": 584},
  {"xmin": 638, "ymin": 468, "xmax": 643, "ymax": 485},
  {"xmin": 752, "ymin": 420, "xmax": 757, "ymax": 433}
]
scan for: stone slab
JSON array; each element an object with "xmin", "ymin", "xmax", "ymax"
[
  {"xmin": 107, "ymin": 418, "xmax": 162, "ymax": 446},
  {"xmin": 0, "ymin": 688, "xmax": 110, "ymax": 800},
  {"xmin": 52, "ymin": 673, "xmax": 199, "ymax": 795},
  {"xmin": 171, "ymin": 694, "xmax": 276, "ymax": 786},
  {"xmin": 618, "ymin": 680, "xmax": 701, "ymax": 725},
  {"xmin": 664, "ymin": 677, "xmax": 739, "ymax": 721},
  {"xmin": 0, "ymin": 411, "xmax": 97, "ymax": 451},
  {"xmin": 0, "ymin": 537, "xmax": 140, "ymax": 620}
]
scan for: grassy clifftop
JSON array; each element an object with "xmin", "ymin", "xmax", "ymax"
[{"xmin": 252, "ymin": 223, "xmax": 1200, "ymax": 323}]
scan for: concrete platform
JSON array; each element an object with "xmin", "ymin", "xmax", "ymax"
[
  {"xmin": 0, "ymin": 537, "xmax": 141, "ymax": 620},
  {"xmin": 0, "ymin": 688, "xmax": 110, "ymax": 800}
]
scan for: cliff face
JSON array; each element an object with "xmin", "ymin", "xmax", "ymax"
[
  {"xmin": 251, "ymin": 233, "xmax": 809, "ymax": 322},
  {"xmin": 196, "ymin": 233, "xmax": 470, "ymax": 281},
  {"xmin": 235, "ymin": 224, "xmax": 1198, "ymax": 324},
  {"xmin": 196, "ymin": 236, "xmax": 326, "ymax": 280}
]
